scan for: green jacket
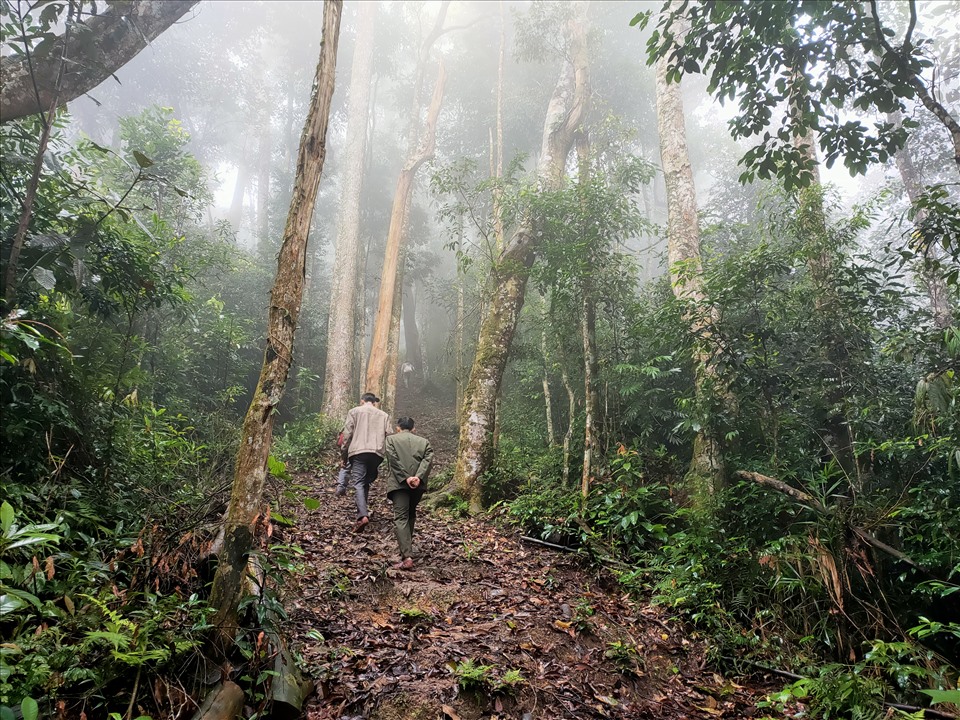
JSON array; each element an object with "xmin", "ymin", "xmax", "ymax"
[{"xmin": 383, "ymin": 431, "xmax": 434, "ymax": 494}]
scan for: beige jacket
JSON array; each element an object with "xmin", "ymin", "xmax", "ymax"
[{"xmin": 342, "ymin": 403, "xmax": 390, "ymax": 458}]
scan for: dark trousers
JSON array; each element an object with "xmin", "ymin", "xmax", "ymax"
[
  {"xmin": 349, "ymin": 453, "xmax": 382, "ymax": 519},
  {"xmin": 388, "ymin": 486, "xmax": 424, "ymax": 559}
]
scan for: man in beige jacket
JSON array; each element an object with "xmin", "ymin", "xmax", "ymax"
[{"xmin": 340, "ymin": 392, "xmax": 391, "ymax": 532}]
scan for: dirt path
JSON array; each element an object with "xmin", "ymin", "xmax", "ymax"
[
  {"xmin": 284, "ymin": 472, "xmax": 780, "ymax": 719},
  {"xmin": 282, "ymin": 385, "xmax": 782, "ymax": 718}
]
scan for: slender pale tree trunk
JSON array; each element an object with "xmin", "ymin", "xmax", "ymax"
[
  {"xmin": 382, "ymin": 264, "xmax": 403, "ymax": 417},
  {"xmin": 454, "ymin": 9, "xmax": 589, "ymax": 513},
  {"xmin": 888, "ymin": 111, "xmax": 954, "ymax": 329},
  {"xmin": 322, "ymin": 0, "xmax": 377, "ymax": 420},
  {"xmin": 581, "ymin": 291, "xmax": 599, "ymax": 497},
  {"xmin": 402, "ymin": 278, "xmax": 424, "ymax": 374},
  {"xmin": 541, "ymin": 314, "xmax": 556, "ymax": 447},
  {"xmin": 365, "ymin": 2, "xmax": 450, "ymax": 401},
  {"xmin": 227, "ymin": 161, "xmax": 250, "ymax": 235},
  {"xmin": 491, "ymin": 0, "xmax": 506, "ymax": 253},
  {"xmin": 561, "ymin": 365, "xmax": 576, "ymax": 487},
  {"xmin": 256, "ymin": 117, "xmax": 272, "ymax": 255},
  {"xmin": 576, "ymin": 134, "xmax": 600, "ymax": 499},
  {"xmin": 655, "ymin": 48, "xmax": 725, "ymax": 501},
  {"xmin": 364, "ymin": 61, "xmax": 447, "ymax": 398},
  {"xmin": 456, "ymin": 268, "xmax": 466, "ymax": 420},
  {"xmin": 208, "ymin": 0, "xmax": 341, "ymax": 648}
]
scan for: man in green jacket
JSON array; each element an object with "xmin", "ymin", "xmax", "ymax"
[{"xmin": 383, "ymin": 416, "xmax": 434, "ymax": 570}]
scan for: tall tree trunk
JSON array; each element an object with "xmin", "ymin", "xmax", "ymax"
[
  {"xmin": 581, "ymin": 290, "xmax": 599, "ymax": 498},
  {"xmin": 491, "ymin": 0, "xmax": 506, "ymax": 253},
  {"xmin": 364, "ymin": 61, "xmax": 447, "ymax": 398},
  {"xmin": 541, "ymin": 311, "xmax": 556, "ymax": 447},
  {"xmin": 454, "ymin": 9, "xmax": 589, "ymax": 513},
  {"xmin": 256, "ymin": 117, "xmax": 272, "ymax": 255},
  {"xmin": 791, "ymin": 111, "xmax": 858, "ymax": 485},
  {"xmin": 322, "ymin": 0, "xmax": 377, "ymax": 420},
  {"xmin": 382, "ymin": 264, "xmax": 403, "ymax": 417},
  {"xmin": 402, "ymin": 278, "xmax": 424, "ymax": 375},
  {"xmin": 456, "ymin": 266, "xmax": 466, "ymax": 421},
  {"xmin": 655, "ymin": 47, "xmax": 725, "ymax": 501},
  {"xmin": 208, "ymin": 0, "xmax": 341, "ymax": 648},
  {"xmin": 561, "ymin": 365, "xmax": 576, "ymax": 487},
  {"xmin": 577, "ymin": 133, "xmax": 599, "ymax": 499},
  {"xmin": 888, "ymin": 110, "xmax": 954, "ymax": 329},
  {"xmin": 227, "ymin": 161, "xmax": 250, "ymax": 236}
]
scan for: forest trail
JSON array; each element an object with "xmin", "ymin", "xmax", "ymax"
[{"xmin": 283, "ymin": 385, "xmax": 780, "ymax": 719}]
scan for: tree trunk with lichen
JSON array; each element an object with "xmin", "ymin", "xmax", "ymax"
[
  {"xmin": 577, "ymin": 133, "xmax": 599, "ymax": 499},
  {"xmin": 208, "ymin": 0, "xmax": 341, "ymax": 649},
  {"xmin": 454, "ymin": 9, "xmax": 589, "ymax": 513},
  {"xmin": 402, "ymin": 278, "xmax": 424, "ymax": 379},
  {"xmin": 1, "ymin": 1, "xmax": 198, "ymax": 123},
  {"xmin": 655, "ymin": 50, "xmax": 725, "ymax": 501}
]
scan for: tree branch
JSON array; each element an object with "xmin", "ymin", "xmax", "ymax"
[
  {"xmin": 868, "ymin": 0, "xmax": 960, "ymax": 171},
  {"xmin": 733, "ymin": 470, "xmax": 937, "ymax": 578},
  {"xmin": 1, "ymin": 0, "xmax": 199, "ymax": 123}
]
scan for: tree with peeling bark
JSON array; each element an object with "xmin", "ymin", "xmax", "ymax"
[
  {"xmin": 1, "ymin": 1, "xmax": 199, "ymax": 124},
  {"xmin": 208, "ymin": 0, "xmax": 341, "ymax": 648},
  {"xmin": 322, "ymin": 0, "xmax": 378, "ymax": 422},
  {"xmin": 364, "ymin": 2, "xmax": 451, "ymax": 411},
  {"xmin": 454, "ymin": 4, "xmax": 590, "ymax": 514}
]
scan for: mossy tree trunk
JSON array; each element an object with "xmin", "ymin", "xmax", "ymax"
[
  {"xmin": 208, "ymin": 0, "xmax": 341, "ymax": 649},
  {"xmin": 454, "ymin": 9, "xmax": 589, "ymax": 513}
]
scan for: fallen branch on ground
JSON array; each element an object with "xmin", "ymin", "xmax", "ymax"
[{"xmin": 733, "ymin": 470, "xmax": 935, "ymax": 578}]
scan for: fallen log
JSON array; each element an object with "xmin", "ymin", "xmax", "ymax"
[{"xmin": 190, "ymin": 681, "xmax": 244, "ymax": 720}]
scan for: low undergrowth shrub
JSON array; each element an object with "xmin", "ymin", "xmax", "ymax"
[{"xmin": 274, "ymin": 413, "xmax": 342, "ymax": 471}]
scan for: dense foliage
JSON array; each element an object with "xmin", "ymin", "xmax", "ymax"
[
  {"xmin": 497, "ymin": 176, "xmax": 959, "ymax": 714},
  {"xmin": 0, "ymin": 104, "xmax": 288, "ymax": 716}
]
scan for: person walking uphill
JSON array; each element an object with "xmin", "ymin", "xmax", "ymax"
[
  {"xmin": 341, "ymin": 392, "xmax": 391, "ymax": 533},
  {"xmin": 384, "ymin": 417, "xmax": 433, "ymax": 570}
]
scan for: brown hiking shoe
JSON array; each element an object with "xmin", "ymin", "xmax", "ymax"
[
  {"xmin": 393, "ymin": 558, "xmax": 414, "ymax": 570},
  {"xmin": 352, "ymin": 516, "xmax": 369, "ymax": 533}
]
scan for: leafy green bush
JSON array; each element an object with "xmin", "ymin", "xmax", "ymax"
[{"xmin": 274, "ymin": 413, "xmax": 342, "ymax": 471}]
